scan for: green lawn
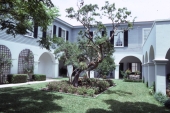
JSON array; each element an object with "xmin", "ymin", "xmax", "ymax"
[{"xmin": 0, "ymin": 80, "xmax": 169, "ymax": 113}]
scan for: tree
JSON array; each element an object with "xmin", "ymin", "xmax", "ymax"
[
  {"xmin": 54, "ymin": 1, "xmax": 135, "ymax": 86},
  {"xmin": 0, "ymin": 0, "xmax": 59, "ymax": 50}
]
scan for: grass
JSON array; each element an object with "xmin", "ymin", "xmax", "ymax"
[{"xmin": 0, "ymin": 80, "xmax": 169, "ymax": 113}]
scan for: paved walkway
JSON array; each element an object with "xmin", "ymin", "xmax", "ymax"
[{"xmin": 0, "ymin": 79, "xmax": 58, "ymax": 88}]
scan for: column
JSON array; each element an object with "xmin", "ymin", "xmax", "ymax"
[
  {"xmin": 154, "ymin": 59, "xmax": 168, "ymax": 95},
  {"xmin": 142, "ymin": 64, "xmax": 145, "ymax": 82},
  {"xmin": 115, "ymin": 64, "xmax": 119, "ymax": 79},
  {"xmin": 144, "ymin": 63, "xmax": 148, "ymax": 83},
  {"xmin": 147, "ymin": 62, "xmax": 155, "ymax": 87},
  {"xmin": 54, "ymin": 60, "xmax": 59, "ymax": 78},
  {"xmin": 11, "ymin": 58, "xmax": 18, "ymax": 74},
  {"xmin": 34, "ymin": 61, "xmax": 39, "ymax": 74}
]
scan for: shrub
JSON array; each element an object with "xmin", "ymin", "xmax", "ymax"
[
  {"xmin": 105, "ymin": 79, "xmax": 114, "ymax": 86},
  {"xmin": 149, "ymin": 82, "xmax": 155, "ymax": 95},
  {"xmin": 7, "ymin": 74, "xmax": 28, "ymax": 83},
  {"xmin": 97, "ymin": 80, "xmax": 110, "ymax": 92},
  {"xmin": 67, "ymin": 86, "xmax": 77, "ymax": 94},
  {"xmin": 77, "ymin": 87, "xmax": 84, "ymax": 95},
  {"xmin": 87, "ymin": 88, "xmax": 95, "ymax": 97},
  {"xmin": 154, "ymin": 92, "xmax": 168, "ymax": 105},
  {"xmin": 123, "ymin": 78, "xmax": 142, "ymax": 82},
  {"xmin": 47, "ymin": 82, "xmax": 60, "ymax": 91},
  {"xmin": 92, "ymin": 87, "xmax": 99, "ymax": 94},
  {"xmin": 164, "ymin": 99, "xmax": 170, "ymax": 109},
  {"xmin": 32, "ymin": 74, "xmax": 46, "ymax": 81}
]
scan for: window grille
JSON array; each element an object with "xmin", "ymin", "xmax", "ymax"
[
  {"xmin": 18, "ymin": 49, "xmax": 34, "ymax": 74},
  {"xmin": 0, "ymin": 45, "xmax": 11, "ymax": 76}
]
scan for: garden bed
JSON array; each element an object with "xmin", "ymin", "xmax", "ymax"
[{"xmin": 41, "ymin": 78, "xmax": 115, "ymax": 97}]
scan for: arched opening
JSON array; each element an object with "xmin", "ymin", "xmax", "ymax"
[
  {"xmin": 18, "ymin": 49, "xmax": 34, "ymax": 79},
  {"xmin": 38, "ymin": 52, "xmax": 55, "ymax": 78},
  {"xmin": 0, "ymin": 45, "xmax": 12, "ymax": 83},
  {"xmin": 145, "ymin": 52, "xmax": 148, "ymax": 63},
  {"xmin": 119, "ymin": 56, "xmax": 142, "ymax": 78},
  {"xmin": 149, "ymin": 46, "xmax": 155, "ymax": 63},
  {"xmin": 165, "ymin": 48, "xmax": 170, "ymax": 85}
]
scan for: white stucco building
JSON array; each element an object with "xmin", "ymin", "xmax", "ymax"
[{"xmin": 0, "ymin": 18, "xmax": 170, "ymax": 94}]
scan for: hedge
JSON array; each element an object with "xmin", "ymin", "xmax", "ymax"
[
  {"xmin": 32, "ymin": 74, "xmax": 46, "ymax": 81},
  {"xmin": 7, "ymin": 74, "xmax": 28, "ymax": 83}
]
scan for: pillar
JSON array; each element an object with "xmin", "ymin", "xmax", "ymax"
[
  {"xmin": 147, "ymin": 62, "xmax": 155, "ymax": 87},
  {"xmin": 34, "ymin": 61, "xmax": 39, "ymax": 74},
  {"xmin": 54, "ymin": 59, "xmax": 59, "ymax": 78},
  {"xmin": 115, "ymin": 64, "xmax": 119, "ymax": 79},
  {"xmin": 11, "ymin": 58, "xmax": 18, "ymax": 74},
  {"xmin": 154, "ymin": 59, "xmax": 168, "ymax": 95},
  {"xmin": 144, "ymin": 63, "xmax": 148, "ymax": 83}
]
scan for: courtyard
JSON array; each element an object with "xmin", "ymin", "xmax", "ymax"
[{"xmin": 0, "ymin": 79, "xmax": 169, "ymax": 113}]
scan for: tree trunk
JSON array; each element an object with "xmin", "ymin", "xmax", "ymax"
[{"xmin": 72, "ymin": 69, "xmax": 82, "ymax": 87}]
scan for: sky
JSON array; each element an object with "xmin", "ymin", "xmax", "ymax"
[{"xmin": 51, "ymin": 0, "xmax": 170, "ymax": 26}]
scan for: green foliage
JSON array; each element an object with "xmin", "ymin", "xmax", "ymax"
[
  {"xmin": 0, "ymin": 53, "xmax": 12, "ymax": 75},
  {"xmin": 97, "ymin": 80, "xmax": 110, "ymax": 92},
  {"xmin": 7, "ymin": 74, "xmax": 28, "ymax": 83},
  {"xmin": 123, "ymin": 79, "xmax": 142, "ymax": 82},
  {"xmin": 32, "ymin": 74, "xmax": 46, "ymax": 81},
  {"xmin": 164, "ymin": 99, "xmax": 170, "ymax": 109},
  {"xmin": 154, "ymin": 92, "xmax": 168, "ymax": 105},
  {"xmin": 86, "ymin": 88, "xmax": 95, "ymax": 97},
  {"xmin": 105, "ymin": 79, "xmax": 114, "ymax": 86},
  {"xmin": 149, "ymin": 82, "xmax": 155, "ymax": 95},
  {"xmin": 135, "ymin": 70, "xmax": 141, "ymax": 75},
  {"xmin": 96, "ymin": 56, "xmax": 115, "ymax": 76},
  {"xmin": 0, "ymin": 0, "xmax": 59, "ymax": 36}
]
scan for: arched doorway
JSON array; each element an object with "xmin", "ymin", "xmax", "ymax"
[
  {"xmin": 38, "ymin": 52, "xmax": 55, "ymax": 78},
  {"xmin": 119, "ymin": 56, "xmax": 142, "ymax": 78}
]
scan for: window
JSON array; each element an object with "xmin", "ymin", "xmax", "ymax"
[
  {"xmin": 142, "ymin": 28, "xmax": 151, "ymax": 45},
  {"xmin": 131, "ymin": 63, "xmax": 138, "ymax": 72},
  {"xmin": 58, "ymin": 27, "xmax": 69, "ymax": 41},
  {"xmin": 61, "ymin": 29, "xmax": 66, "ymax": 38},
  {"xmin": 114, "ymin": 30, "xmax": 124, "ymax": 47}
]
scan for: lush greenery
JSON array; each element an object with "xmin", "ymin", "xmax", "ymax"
[
  {"xmin": 0, "ymin": 0, "xmax": 59, "ymax": 50},
  {"xmin": 0, "ymin": 53, "xmax": 12, "ymax": 75},
  {"xmin": 32, "ymin": 74, "xmax": 46, "ymax": 81},
  {"xmin": 121, "ymin": 69, "xmax": 141, "ymax": 82},
  {"xmin": 7, "ymin": 74, "xmax": 28, "ymax": 83},
  {"xmin": 95, "ymin": 56, "xmax": 115, "ymax": 78},
  {"xmin": 54, "ymin": 1, "xmax": 135, "ymax": 86},
  {"xmin": 165, "ymin": 99, "xmax": 170, "ymax": 109},
  {"xmin": 154, "ymin": 92, "xmax": 169, "ymax": 105},
  {"xmin": 46, "ymin": 78, "xmax": 114, "ymax": 97},
  {"xmin": 0, "ymin": 80, "xmax": 169, "ymax": 113}
]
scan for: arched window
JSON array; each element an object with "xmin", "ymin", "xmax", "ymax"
[{"xmin": 18, "ymin": 49, "xmax": 34, "ymax": 74}]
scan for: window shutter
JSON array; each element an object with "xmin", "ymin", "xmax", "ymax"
[
  {"xmin": 66, "ymin": 31, "xmax": 69, "ymax": 41},
  {"xmin": 53, "ymin": 25, "xmax": 56, "ymax": 37},
  {"xmin": 124, "ymin": 30, "xmax": 128, "ymax": 47},
  {"xmin": 110, "ymin": 31, "xmax": 114, "ymax": 45},
  {"xmin": 42, "ymin": 28, "xmax": 46, "ymax": 38},
  {"xmin": 33, "ymin": 25, "xmax": 38, "ymax": 38},
  {"xmin": 58, "ymin": 27, "xmax": 62, "ymax": 37},
  {"xmin": 89, "ymin": 31, "xmax": 93, "ymax": 38},
  {"xmin": 128, "ymin": 63, "xmax": 132, "ymax": 71}
]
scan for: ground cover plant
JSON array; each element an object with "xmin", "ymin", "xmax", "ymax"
[
  {"xmin": 0, "ymin": 80, "xmax": 170, "ymax": 113},
  {"xmin": 44, "ymin": 78, "xmax": 115, "ymax": 97}
]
